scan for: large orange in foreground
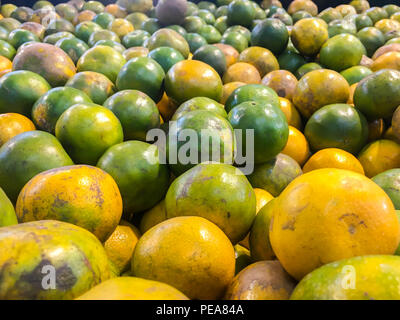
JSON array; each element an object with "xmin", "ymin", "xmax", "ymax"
[
  {"xmin": 165, "ymin": 60, "xmax": 223, "ymax": 105},
  {"xmin": 270, "ymin": 168, "xmax": 400, "ymax": 280}
]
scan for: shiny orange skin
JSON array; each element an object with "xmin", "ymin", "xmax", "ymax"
[
  {"xmin": 358, "ymin": 139, "xmax": 400, "ymax": 177},
  {"xmin": 221, "ymin": 81, "xmax": 246, "ymax": 105},
  {"xmin": 293, "ymin": 69, "xmax": 350, "ymax": 118},
  {"xmin": 0, "ymin": 113, "xmax": 35, "ymax": 147},
  {"xmin": 262, "ymin": 70, "xmax": 298, "ymax": 101},
  {"xmin": 165, "ymin": 60, "xmax": 223, "ymax": 105},
  {"xmin": 108, "ymin": 18, "xmax": 134, "ymax": 38},
  {"xmin": 238, "ymin": 47, "xmax": 279, "ymax": 77},
  {"xmin": 303, "ymin": 148, "xmax": 365, "ymax": 174},
  {"xmin": 223, "ymin": 62, "xmax": 261, "ymax": 84},
  {"xmin": 16, "ymin": 165, "xmax": 123, "ymax": 242},
  {"xmin": 213, "ymin": 43, "xmax": 239, "ymax": 68},
  {"xmin": 282, "ymin": 126, "xmax": 310, "ymax": 166},
  {"xmin": 278, "ymin": 97, "xmax": 303, "ymax": 130}
]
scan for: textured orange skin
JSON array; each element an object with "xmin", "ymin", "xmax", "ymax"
[
  {"xmin": 358, "ymin": 139, "xmax": 400, "ymax": 177},
  {"xmin": 225, "ymin": 261, "xmax": 296, "ymax": 300},
  {"xmin": 132, "ymin": 216, "xmax": 235, "ymax": 300},
  {"xmin": 282, "ymin": 126, "xmax": 310, "ymax": 166},
  {"xmin": 270, "ymin": 168, "xmax": 400, "ymax": 280},
  {"xmin": 76, "ymin": 277, "xmax": 189, "ymax": 300},
  {"xmin": 16, "ymin": 165, "xmax": 123, "ymax": 242},
  {"xmin": 303, "ymin": 148, "xmax": 365, "ymax": 174},
  {"xmin": 262, "ymin": 70, "xmax": 298, "ymax": 101},
  {"xmin": 221, "ymin": 81, "xmax": 246, "ymax": 105},
  {"xmin": 239, "ymin": 46, "xmax": 279, "ymax": 77},
  {"xmin": 223, "ymin": 62, "xmax": 261, "ymax": 84},
  {"xmin": 104, "ymin": 221, "xmax": 140, "ymax": 275},
  {"xmin": 213, "ymin": 43, "xmax": 240, "ymax": 68},
  {"xmin": 0, "ymin": 220, "xmax": 111, "ymax": 300},
  {"xmin": 293, "ymin": 69, "xmax": 350, "ymax": 118},
  {"xmin": 0, "ymin": 113, "xmax": 35, "ymax": 147}
]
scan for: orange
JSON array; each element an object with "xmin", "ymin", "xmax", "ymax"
[
  {"xmin": 156, "ymin": 92, "xmax": 178, "ymax": 122},
  {"xmin": 225, "ymin": 261, "xmax": 296, "ymax": 300},
  {"xmin": 303, "ymin": 148, "xmax": 365, "ymax": 174},
  {"xmin": 165, "ymin": 59, "xmax": 223, "ymax": 105},
  {"xmin": 358, "ymin": 139, "xmax": 400, "ymax": 177},
  {"xmin": 132, "ymin": 216, "xmax": 235, "ymax": 300},
  {"xmin": 139, "ymin": 200, "xmax": 167, "ymax": 234},
  {"xmin": 262, "ymin": 70, "xmax": 298, "ymax": 101},
  {"xmin": 270, "ymin": 168, "xmax": 400, "ymax": 280},
  {"xmin": 278, "ymin": 97, "xmax": 303, "ymax": 130},
  {"xmin": 213, "ymin": 43, "xmax": 239, "ymax": 67},
  {"xmin": 76, "ymin": 277, "xmax": 188, "ymax": 300},
  {"xmin": 220, "ymin": 81, "xmax": 246, "ymax": 105},
  {"xmin": 238, "ymin": 46, "xmax": 279, "ymax": 77},
  {"xmin": 0, "ymin": 56, "xmax": 12, "ymax": 72},
  {"xmin": 282, "ymin": 126, "xmax": 310, "ymax": 166},
  {"xmin": 104, "ymin": 220, "xmax": 141, "ymax": 275},
  {"xmin": 222, "ymin": 62, "xmax": 261, "ymax": 84},
  {"xmin": 0, "ymin": 113, "xmax": 35, "ymax": 147},
  {"xmin": 16, "ymin": 165, "xmax": 123, "ymax": 242},
  {"xmin": 371, "ymin": 51, "xmax": 400, "ymax": 71}
]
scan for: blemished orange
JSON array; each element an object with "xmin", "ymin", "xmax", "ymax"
[{"xmin": 270, "ymin": 168, "xmax": 400, "ymax": 280}]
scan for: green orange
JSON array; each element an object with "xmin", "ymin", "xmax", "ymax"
[
  {"xmin": 104, "ymin": 90, "xmax": 160, "ymax": 141},
  {"xmin": 0, "ymin": 130, "xmax": 73, "ymax": 203},
  {"xmin": 0, "ymin": 70, "xmax": 51, "ymax": 116},
  {"xmin": 97, "ymin": 141, "xmax": 170, "ymax": 218},
  {"xmin": 55, "ymin": 103, "xmax": 124, "ymax": 165},
  {"xmin": 116, "ymin": 56, "xmax": 165, "ymax": 103},
  {"xmin": 65, "ymin": 71, "xmax": 116, "ymax": 104}
]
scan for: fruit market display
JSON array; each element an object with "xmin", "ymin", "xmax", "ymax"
[{"xmin": 2, "ymin": 0, "xmax": 400, "ymax": 301}]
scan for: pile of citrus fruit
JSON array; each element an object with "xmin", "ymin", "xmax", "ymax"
[{"xmin": 1, "ymin": 0, "xmax": 400, "ymax": 300}]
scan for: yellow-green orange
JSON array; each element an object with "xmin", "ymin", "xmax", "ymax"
[
  {"xmin": 132, "ymin": 216, "xmax": 235, "ymax": 300},
  {"xmin": 270, "ymin": 168, "xmax": 400, "ymax": 280}
]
